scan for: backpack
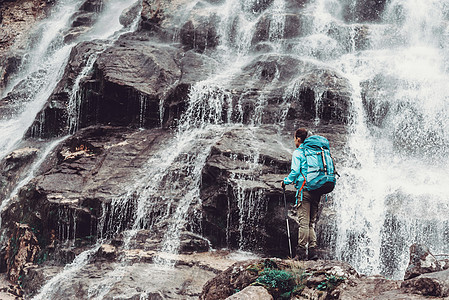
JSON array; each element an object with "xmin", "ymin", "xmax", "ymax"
[{"xmin": 299, "ymin": 135, "xmax": 337, "ymax": 195}]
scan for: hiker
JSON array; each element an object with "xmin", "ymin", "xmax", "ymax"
[{"xmin": 281, "ymin": 128, "xmax": 336, "ymax": 261}]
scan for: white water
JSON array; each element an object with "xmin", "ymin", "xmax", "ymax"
[
  {"xmin": 304, "ymin": 0, "xmax": 449, "ymax": 278},
  {"xmin": 0, "ymin": 136, "xmax": 69, "ymax": 231}
]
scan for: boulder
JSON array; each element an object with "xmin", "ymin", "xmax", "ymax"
[
  {"xmin": 119, "ymin": 1, "xmax": 141, "ymax": 27},
  {"xmin": 97, "ymin": 244, "xmax": 117, "ymax": 260},
  {"xmin": 79, "ymin": 36, "xmax": 182, "ymax": 129},
  {"xmin": 200, "ymin": 258, "xmax": 359, "ymax": 300},
  {"xmin": 225, "ymin": 286, "xmax": 273, "ymax": 300},
  {"xmin": 404, "ymin": 243, "xmax": 442, "ymax": 280},
  {"xmin": 402, "ymin": 268, "xmax": 449, "ymax": 297}
]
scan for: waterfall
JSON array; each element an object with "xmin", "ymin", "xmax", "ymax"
[{"xmin": 314, "ymin": 0, "xmax": 449, "ymax": 278}]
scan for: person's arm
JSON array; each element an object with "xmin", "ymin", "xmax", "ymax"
[{"xmin": 284, "ymin": 149, "xmax": 301, "ymax": 185}]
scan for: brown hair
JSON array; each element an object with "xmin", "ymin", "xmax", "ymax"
[{"xmin": 295, "ymin": 128, "xmax": 308, "ymax": 142}]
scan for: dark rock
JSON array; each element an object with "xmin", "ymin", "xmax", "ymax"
[
  {"xmin": 343, "ymin": 0, "xmax": 387, "ymax": 23},
  {"xmin": 179, "ymin": 232, "xmax": 210, "ymax": 253},
  {"xmin": 201, "ymin": 127, "xmax": 296, "ymax": 255},
  {"xmin": 0, "ymin": 147, "xmax": 39, "ymax": 201},
  {"xmin": 3, "ymin": 126, "xmax": 170, "ymax": 252},
  {"xmin": 0, "ymin": 54, "xmax": 21, "ymax": 91},
  {"xmin": 140, "ymin": 0, "xmax": 164, "ymax": 31},
  {"xmin": 80, "ymin": 37, "xmax": 182, "ymax": 129},
  {"xmin": 404, "ymin": 243, "xmax": 442, "ymax": 280},
  {"xmin": 251, "ymin": 13, "xmax": 303, "ymax": 46},
  {"xmin": 402, "ymin": 268, "xmax": 449, "ymax": 297},
  {"xmin": 79, "ymin": 0, "xmax": 103, "ymax": 13},
  {"xmin": 5, "ymin": 223, "xmax": 40, "ymax": 283},
  {"xmin": 228, "ymin": 54, "xmax": 352, "ymax": 126},
  {"xmin": 119, "ymin": 1, "xmax": 141, "ymax": 27},
  {"xmin": 180, "ymin": 16, "xmax": 220, "ymax": 53},
  {"xmin": 26, "ymin": 40, "xmax": 107, "ymax": 138},
  {"xmin": 200, "ymin": 260, "xmax": 260, "ymax": 300},
  {"xmin": 200, "ymin": 258, "xmax": 359, "ymax": 300},
  {"xmin": 97, "ymin": 244, "xmax": 117, "ymax": 260},
  {"xmin": 27, "ymin": 36, "xmax": 188, "ymax": 137},
  {"xmin": 62, "ymin": 0, "xmax": 103, "ymax": 42}
]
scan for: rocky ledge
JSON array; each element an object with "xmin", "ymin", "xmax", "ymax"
[
  {"xmin": 202, "ymin": 243, "xmax": 449, "ymax": 300},
  {"xmin": 0, "ymin": 240, "xmax": 446, "ymax": 299}
]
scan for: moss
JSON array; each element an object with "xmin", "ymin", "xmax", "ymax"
[{"xmin": 245, "ymin": 259, "xmax": 347, "ymax": 299}]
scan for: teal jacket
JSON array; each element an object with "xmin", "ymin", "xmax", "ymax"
[{"xmin": 283, "ymin": 144, "xmax": 307, "ymax": 191}]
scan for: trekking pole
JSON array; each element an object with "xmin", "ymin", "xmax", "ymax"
[{"xmin": 283, "ymin": 185, "xmax": 293, "ymax": 258}]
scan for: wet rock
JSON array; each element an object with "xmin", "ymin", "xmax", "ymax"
[
  {"xmin": 79, "ymin": 36, "xmax": 182, "ymax": 129},
  {"xmin": 3, "ymin": 126, "xmax": 170, "ymax": 251},
  {"xmin": 343, "ymin": 0, "xmax": 387, "ymax": 23},
  {"xmin": 201, "ymin": 127, "xmax": 295, "ymax": 256},
  {"xmin": 228, "ymin": 54, "xmax": 352, "ymax": 126},
  {"xmin": 0, "ymin": 0, "xmax": 51, "ymax": 91},
  {"xmin": 5, "ymin": 223, "xmax": 40, "ymax": 283},
  {"xmin": 200, "ymin": 258, "xmax": 358, "ymax": 300},
  {"xmin": 179, "ymin": 232, "xmax": 210, "ymax": 253},
  {"xmin": 0, "ymin": 54, "xmax": 22, "ymax": 92},
  {"xmin": 25, "ymin": 40, "xmax": 107, "ymax": 138},
  {"xmin": 120, "ymin": 1, "xmax": 141, "ymax": 27},
  {"xmin": 78, "ymin": 0, "xmax": 103, "ymax": 13},
  {"xmin": 225, "ymin": 286, "xmax": 272, "ymax": 300},
  {"xmin": 200, "ymin": 260, "xmax": 260, "ymax": 300},
  {"xmin": 63, "ymin": 0, "xmax": 104, "ymax": 42},
  {"xmin": 97, "ymin": 244, "xmax": 117, "ymax": 260},
  {"xmin": 251, "ymin": 13, "xmax": 303, "ymax": 46},
  {"xmin": 140, "ymin": 0, "xmax": 165, "ymax": 32},
  {"xmin": 24, "ymin": 251, "xmax": 232, "ymax": 300},
  {"xmin": 0, "ymin": 147, "xmax": 39, "ymax": 201},
  {"xmin": 402, "ymin": 268, "xmax": 449, "ymax": 297},
  {"xmin": 404, "ymin": 243, "xmax": 442, "ymax": 280},
  {"xmin": 180, "ymin": 16, "xmax": 219, "ymax": 53}
]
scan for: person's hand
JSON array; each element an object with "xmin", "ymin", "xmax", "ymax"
[{"xmin": 281, "ymin": 181, "xmax": 285, "ymax": 189}]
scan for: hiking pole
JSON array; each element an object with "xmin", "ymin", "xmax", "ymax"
[{"xmin": 283, "ymin": 184, "xmax": 293, "ymax": 258}]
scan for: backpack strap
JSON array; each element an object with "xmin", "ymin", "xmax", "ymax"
[{"xmin": 295, "ymin": 170, "xmax": 307, "ymax": 206}]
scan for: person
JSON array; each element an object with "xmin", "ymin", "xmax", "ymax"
[{"xmin": 281, "ymin": 128, "xmax": 320, "ymax": 261}]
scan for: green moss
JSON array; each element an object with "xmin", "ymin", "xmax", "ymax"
[{"xmin": 316, "ymin": 274, "xmax": 346, "ymax": 291}]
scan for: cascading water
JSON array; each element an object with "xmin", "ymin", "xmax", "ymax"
[{"xmin": 304, "ymin": 0, "xmax": 449, "ymax": 279}]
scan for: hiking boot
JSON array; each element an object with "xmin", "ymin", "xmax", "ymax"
[
  {"xmin": 308, "ymin": 247, "xmax": 318, "ymax": 260},
  {"xmin": 294, "ymin": 247, "xmax": 307, "ymax": 261}
]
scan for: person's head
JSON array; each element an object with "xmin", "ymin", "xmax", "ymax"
[{"xmin": 294, "ymin": 128, "xmax": 308, "ymax": 148}]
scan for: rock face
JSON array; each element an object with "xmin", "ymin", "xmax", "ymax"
[
  {"xmin": 0, "ymin": 147, "xmax": 38, "ymax": 200},
  {"xmin": 4, "ymin": 223, "xmax": 40, "ymax": 284},
  {"xmin": 0, "ymin": 0, "xmax": 52, "ymax": 91}
]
